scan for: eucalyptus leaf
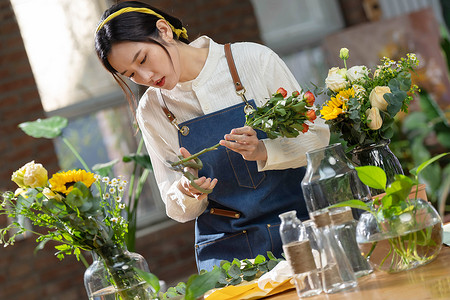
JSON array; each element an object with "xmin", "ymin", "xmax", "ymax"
[
  {"xmin": 184, "ymin": 267, "xmax": 221, "ymax": 300},
  {"xmin": 19, "ymin": 116, "xmax": 68, "ymax": 139}
]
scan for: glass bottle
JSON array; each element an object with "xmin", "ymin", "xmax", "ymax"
[
  {"xmin": 279, "ymin": 211, "xmax": 322, "ymax": 298},
  {"xmin": 84, "ymin": 243, "xmax": 155, "ymax": 300},
  {"xmin": 311, "ymin": 211, "xmax": 358, "ymax": 294},
  {"xmin": 329, "ymin": 208, "xmax": 373, "ymax": 278},
  {"xmin": 301, "ymin": 143, "xmax": 371, "ymax": 219}
]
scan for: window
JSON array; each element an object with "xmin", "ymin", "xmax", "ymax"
[{"xmin": 11, "ymin": 0, "xmax": 167, "ymax": 229}]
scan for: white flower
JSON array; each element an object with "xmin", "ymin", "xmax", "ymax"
[
  {"xmin": 12, "ymin": 161, "xmax": 48, "ymax": 188},
  {"xmin": 109, "ymin": 187, "xmax": 116, "ymax": 194},
  {"xmin": 42, "ymin": 187, "xmax": 63, "ymax": 201},
  {"xmin": 325, "ymin": 67, "xmax": 348, "ymax": 92},
  {"xmin": 102, "ymin": 177, "xmax": 109, "ymax": 183},
  {"xmin": 111, "ymin": 178, "xmax": 118, "ymax": 185},
  {"xmin": 94, "ymin": 174, "xmax": 101, "ymax": 181},
  {"xmin": 119, "ymin": 203, "xmax": 125, "ymax": 209},
  {"xmin": 118, "ymin": 186, "xmax": 124, "ymax": 192},
  {"xmin": 346, "ymin": 66, "xmax": 368, "ymax": 83},
  {"xmin": 103, "ymin": 193, "xmax": 110, "ymax": 199},
  {"xmin": 352, "ymin": 84, "xmax": 366, "ymax": 98},
  {"xmin": 111, "ymin": 217, "xmax": 118, "ymax": 223},
  {"xmin": 263, "ymin": 119, "xmax": 273, "ymax": 129},
  {"xmin": 115, "ymin": 196, "xmax": 121, "ymax": 202}
]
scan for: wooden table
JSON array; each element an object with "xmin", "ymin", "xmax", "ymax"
[{"xmin": 266, "ymin": 246, "xmax": 450, "ymax": 300}]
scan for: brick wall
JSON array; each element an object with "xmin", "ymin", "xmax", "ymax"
[{"xmin": 0, "ymin": 0, "xmax": 261, "ymax": 298}]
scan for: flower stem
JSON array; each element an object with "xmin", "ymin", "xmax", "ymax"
[{"xmin": 171, "ymin": 143, "xmax": 221, "ymax": 167}]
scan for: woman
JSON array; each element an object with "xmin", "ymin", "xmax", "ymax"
[{"xmin": 95, "ymin": 1, "xmax": 330, "ymax": 272}]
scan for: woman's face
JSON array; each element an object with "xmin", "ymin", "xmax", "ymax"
[{"xmin": 107, "ymin": 40, "xmax": 180, "ymax": 89}]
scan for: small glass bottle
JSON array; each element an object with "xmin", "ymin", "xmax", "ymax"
[
  {"xmin": 279, "ymin": 210, "xmax": 322, "ymax": 298},
  {"xmin": 311, "ymin": 210, "xmax": 358, "ymax": 294},
  {"xmin": 329, "ymin": 208, "xmax": 373, "ymax": 278}
]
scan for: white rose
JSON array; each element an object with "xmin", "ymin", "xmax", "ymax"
[
  {"xmin": 366, "ymin": 107, "xmax": 383, "ymax": 130},
  {"xmin": 346, "ymin": 66, "xmax": 368, "ymax": 83},
  {"xmin": 12, "ymin": 161, "xmax": 48, "ymax": 188},
  {"xmin": 325, "ymin": 67, "xmax": 347, "ymax": 92},
  {"xmin": 369, "ymin": 86, "xmax": 391, "ymax": 111}
]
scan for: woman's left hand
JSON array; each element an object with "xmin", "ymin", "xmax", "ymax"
[{"xmin": 219, "ymin": 126, "xmax": 267, "ymax": 161}]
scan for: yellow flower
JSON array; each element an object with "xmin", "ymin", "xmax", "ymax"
[
  {"xmin": 320, "ymin": 88, "xmax": 355, "ymax": 120},
  {"xmin": 49, "ymin": 170, "xmax": 95, "ymax": 195},
  {"xmin": 12, "ymin": 161, "xmax": 48, "ymax": 188}
]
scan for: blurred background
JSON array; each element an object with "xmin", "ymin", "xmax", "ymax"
[{"xmin": 0, "ymin": 0, "xmax": 449, "ymax": 299}]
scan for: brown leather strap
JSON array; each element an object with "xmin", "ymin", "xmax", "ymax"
[
  {"xmin": 157, "ymin": 91, "xmax": 176, "ymax": 123},
  {"xmin": 210, "ymin": 207, "xmax": 241, "ymax": 219},
  {"xmin": 224, "ymin": 43, "xmax": 245, "ymax": 93}
]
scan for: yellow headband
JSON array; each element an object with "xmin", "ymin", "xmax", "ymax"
[{"xmin": 96, "ymin": 7, "xmax": 188, "ymax": 40}]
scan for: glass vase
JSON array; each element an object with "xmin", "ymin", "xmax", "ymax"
[
  {"xmin": 301, "ymin": 143, "xmax": 371, "ymax": 219},
  {"xmin": 350, "ymin": 139, "xmax": 403, "ymax": 196},
  {"xmin": 84, "ymin": 243, "xmax": 155, "ymax": 300},
  {"xmin": 356, "ymin": 198, "xmax": 443, "ymax": 273}
]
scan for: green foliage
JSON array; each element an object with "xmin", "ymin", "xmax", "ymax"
[
  {"xmin": 331, "ymin": 153, "xmax": 449, "ymax": 221},
  {"xmin": 19, "ymin": 116, "xmax": 68, "ymax": 139},
  {"xmin": 155, "ymin": 252, "xmax": 283, "ymax": 299}
]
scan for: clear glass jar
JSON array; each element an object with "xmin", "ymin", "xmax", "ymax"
[
  {"xmin": 356, "ymin": 198, "xmax": 443, "ymax": 273},
  {"xmin": 84, "ymin": 243, "xmax": 155, "ymax": 300},
  {"xmin": 311, "ymin": 211, "xmax": 357, "ymax": 294},
  {"xmin": 330, "ymin": 208, "xmax": 372, "ymax": 278},
  {"xmin": 279, "ymin": 211, "xmax": 322, "ymax": 298},
  {"xmin": 301, "ymin": 143, "xmax": 371, "ymax": 219}
]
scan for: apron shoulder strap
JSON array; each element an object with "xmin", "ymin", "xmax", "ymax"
[{"xmin": 224, "ymin": 43, "xmax": 245, "ymax": 93}]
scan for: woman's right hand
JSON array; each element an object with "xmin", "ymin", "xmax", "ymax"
[{"xmin": 177, "ymin": 147, "xmax": 218, "ymax": 200}]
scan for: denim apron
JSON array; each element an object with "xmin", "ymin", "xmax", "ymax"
[{"xmin": 177, "ymin": 99, "xmax": 308, "ymax": 272}]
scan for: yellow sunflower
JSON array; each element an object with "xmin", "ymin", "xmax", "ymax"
[
  {"xmin": 49, "ymin": 170, "xmax": 96, "ymax": 195},
  {"xmin": 320, "ymin": 88, "xmax": 355, "ymax": 120}
]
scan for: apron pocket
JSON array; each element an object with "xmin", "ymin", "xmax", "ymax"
[
  {"xmin": 195, "ymin": 231, "xmax": 253, "ymax": 271},
  {"xmin": 226, "ymin": 148, "xmax": 266, "ymax": 189},
  {"xmin": 266, "ymin": 223, "xmax": 282, "ymax": 255}
]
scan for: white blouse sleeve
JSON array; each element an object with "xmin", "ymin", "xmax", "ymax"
[
  {"xmin": 136, "ymin": 94, "xmax": 208, "ymax": 223},
  {"xmin": 255, "ymin": 50, "xmax": 330, "ymax": 171}
]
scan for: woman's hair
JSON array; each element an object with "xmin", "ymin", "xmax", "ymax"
[{"xmin": 94, "ymin": 1, "xmax": 189, "ymax": 120}]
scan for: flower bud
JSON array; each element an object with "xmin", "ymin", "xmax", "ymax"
[
  {"xmin": 366, "ymin": 107, "xmax": 383, "ymax": 130},
  {"xmin": 369, "ymin": 86, "xmax": 390, "ymax": 111},
  {"xmin": 303, "ymin": 91, "xmax": 315, "ymax": 106},
  {"xmin": 339, "ymin": 48, "xmax": 349, "ymax": 60},
  {"xmin": 43, "ymin": 187, "xmax": 63, "ymax": 201},
  {"xmin": 276, "ymin": 87, "xmax": 287, "ymax": 98},
  {"xmin": 301, "ymin": 123, "xmax": 309, "ymax": 133},
  {"xmin": 306, "ymin": 110, "xmax": 317, "ymax": 122},
  {"xmin": 292, "ymin": 90, "xmax": 300, "ymax": 97}
]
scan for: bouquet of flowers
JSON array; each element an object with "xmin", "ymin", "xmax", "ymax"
[
  {"xmin": 319, "ymin": 48, "xmax": 419, "ymax": 149},
  {"xmin": 171, "ymin": 88, "xmax": 317, "ymax": 177},
  {"xmin": 1, "ymin": 161, "xmax": 127, "ymax": 258},
  {"xmin": 0, "ymin": 116, "xmax": 155, "ymax": 299}
]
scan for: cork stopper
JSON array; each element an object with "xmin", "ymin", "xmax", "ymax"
[
  {"xmin": 312, "ymin": 211, "xmax": 331, "ymax": 228},
  {"xmin": 330, "ymin": 209, "xmax": 354, "ymax": 225},
  {"xmin": 283, "ymin": 240, "xmax": 317, "ymax": 274}
]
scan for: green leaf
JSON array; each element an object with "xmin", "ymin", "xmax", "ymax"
[
  {"xmin": 185, "ymin": 267, "xmax": 221, "ymax": 300},
  {"xmin": 329, "ymin": 199, "xmax": 371, "ymax": 211},
  {"xmin": 410, "ymin": 152, "xmax": 449, "ymax": 177},
  {"xmin": 19, "ymin": 116, "xmax": 68, "ymax": 139},
  {"xmin": 92, "ymin": 160, "xmax": 118, "ymax": 177},
  {"xmin": 133, "ymin": 267, "xmax": 160, "ymax": 294},
  {"xmin": 254, "ymin": 254, "xmax": 266, "ymax": 264},
  {"xmin": 355, "ymin": 166, "xmax": 387, "ymax": 190},
  {"xmin": 123, "ymin": 153, "xmax": 153, "ymax": 170}
]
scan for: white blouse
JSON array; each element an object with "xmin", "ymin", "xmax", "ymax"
[{"xmin": 136, "ymin": 36, "xmax": 330, "ymax": 223}]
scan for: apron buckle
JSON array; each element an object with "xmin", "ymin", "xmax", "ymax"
[{"xmin": 172, "ymin": 119, "xmax": 189, "ymax": 136}]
